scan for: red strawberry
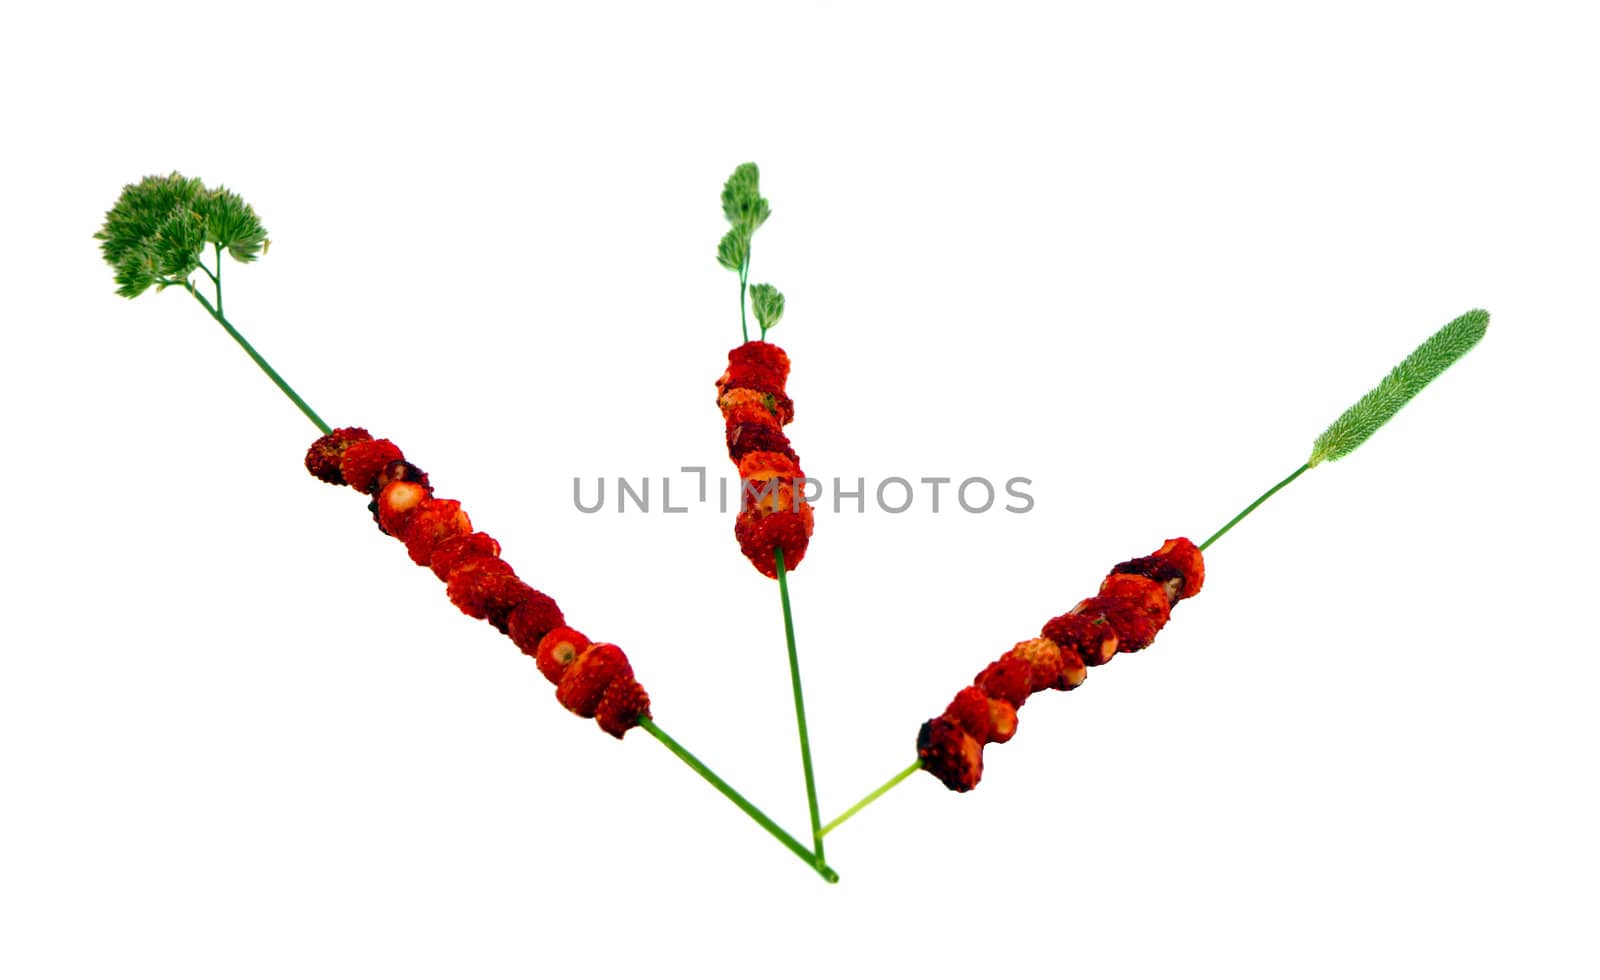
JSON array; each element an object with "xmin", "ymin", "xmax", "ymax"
[
  {"xmin": 1076, "ymin": 574, "xmax": 1171, "ymax": 652},
  {"xmin": 737, "ymin": 451, "xmax": 803, "ymax": 483},
  {"xmin": 1040, "ymin": 612, "xmax": 1119, "ymax": 668},
  {"xmin": 984, "ymin": 697, "xmax": 1019, "ymax": 744},
  {"xmin": 534, "ymin": 627, "xmax": 590, "ymax": 685},
  {"xmin": 556, "ymin": 644, "xmax": 633, "ymax": 718},
  {"xmin": 734, "ymin": 507, "xmax": 814, "ymax": 577},
  {"xmin": 427, "ymin": 531, "xmax": 501, "ymax": 583},
  {"xmin": 942, "ymin": 686, "xmax": 993, "ymax": 743},
  {"xmin": 375, "ymin": 458, "xmax": 431, "ymax": 495},
  {"xmin": 1009, "ymin": 637, "xmax": 1066, "ymax": 694},
  {"xmin": 445, "ymin": 555, "xmax": 526, "ymax": 626},
  {"xmin": 725, "ymin": 418, "xmax": 796, "ymax": 463},
  {"xmin": 717, "ymin": 341, "xmax": 791, "ymax": 397},
  {"xmin": 304, "ymin": 427, "xmax": 373, "ymax": 485},
  {"xmin": 339, "ymin": 438, "xmax": 403, "ymax": 494},
  {"xmin": 917, "ymin": 718, "xmax": 984, "ymax": 792},
  {"xmin": 377, "ymin": 480, "xmax": 431, "ymax": 537},
  {"xmin": 974, "ymin": 654, "xmax": 1033, "ymax": 708},
  {"xmin": 718, "ymin": 388, "xmax": 793, "ymax": 426},
  {"xmin": 402, "ymin": 499, "xmax": 472, "ymax": 567},
  {"xmin": 507, "ymin": 590, "xmax": 565, "ymax": 657},
  {"xmin": 595, "ymin": 676, "xmax": 651, "ymax": 738},
  {"xmin": 1154, "ymin": 537, "xmax": 1205, "ymax": 599}
]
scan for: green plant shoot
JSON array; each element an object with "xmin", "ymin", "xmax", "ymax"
[
  {"xmin": 717, "ymin": 163, "xmax": 779, "ymax": 343},
  {"xmin": 750, "ymin": 283, "xmax": 785, "ymax": 338}
]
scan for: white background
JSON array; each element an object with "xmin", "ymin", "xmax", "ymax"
[{"xmin": 3, "ymin": 3, "xmax": 1596, "ymax": 977}]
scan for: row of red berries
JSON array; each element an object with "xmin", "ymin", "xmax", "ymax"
[
  {"xmin": 918, "ymin": 538, "xmax": 1206, "ymax": 790},
  {"xmin": 715, "ymin": 341, "xmax": 814, "ymax": 577},
  {"xmin": 303, "ymin": 427, "xmax": 651, "ymax": 738}
]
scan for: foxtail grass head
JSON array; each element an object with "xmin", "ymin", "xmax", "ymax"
[
  {"xmin": 1308, "ymin": 309, "xmax": 1488, "ymax": 467},
  {"xmin": 96, "ymin": 173, "xmax": 268, "ymax": 298}
]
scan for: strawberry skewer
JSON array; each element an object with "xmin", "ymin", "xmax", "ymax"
[
  {"xmin": 306, "ymin": 428, "xmax": 652, "ymax": 736},
  {"xmin": 717, "ymin": 342, "xmax": 815, "ymax": 576},
  {"xmin": 715, "ymin": 163, "xmax": 828, "ymax": 869},
  {"xmin": 917, "ymin": 537, "xmax": 1202, "ymax": 791},
  {"xmin": 824, "ymin": 311, "xmax": 1488, "ymax": 828}
]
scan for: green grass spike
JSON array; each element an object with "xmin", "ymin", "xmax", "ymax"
[{"xmin": 1308, "ymin": 309, "xmax": 1488, "ymax": 467}]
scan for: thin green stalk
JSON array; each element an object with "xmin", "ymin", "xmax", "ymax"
[
  {"xmin": 739, "ymin": 254, "xmax": 750, "ymax": 343},
  {"xmin": 638, "ymin": 716, "xmax": 838, "ymax": 883},
  {"xmin": 1199, "ymin": 462, "xmax": 1309, "ymax": 552},
  {"xmin": 819, "ymin": 759, "xmax": 922, "ymax": 838},
  {"xmin": 213, "ymin": 242, "xmax": 224, "ymax": 316},
  {"xmin": 187, "ymin": 285, "xmax": 331, "ymax": 435},
  {"xmin": 775, "ymin": 546, "xmax": 824, "ymax": 866}
]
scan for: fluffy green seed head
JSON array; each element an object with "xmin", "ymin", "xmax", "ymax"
[
  {"xmin": 96, "ymin": 173, "xmax": 268, "ymax": 298},
  {"xmin": 1309, "ymin": 309, "xmax": 1488, "ymax": 466}
]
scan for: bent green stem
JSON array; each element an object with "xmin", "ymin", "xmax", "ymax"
[
  {"xmin": 638, "ymin": 716, "xmax": 838, "ymax": 883},
  {"xmin": 775, "ymin": 546, "xmax": 824, "ymax": 866},
  {"xmin": 187, "ymin": 285, "xmax": 330, "ymax": 435},
  {"xmin": 1199, "ymin": 462, "xmax": 1309, "ymax": 552},
  {"xmin": 819, "ymin": 759, "xmax": 922, "ymax": 838}
]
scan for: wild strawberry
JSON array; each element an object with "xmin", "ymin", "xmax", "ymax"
[
  {"xmin": 377, "ymin": 480, "xmax": 431, "ymax": 537},
  {"xmin": 917, "ymin": 718, "xmax": 984, "ymax": 792},
  {"xmin": 942, "ymin": 686, "xmax": 993, "ymax": 743},
  {"xmin": 718, "ymin": 388, "xmax": 793, "ymax": 426},
  {"xmin": 1010, "ymin": 637, "xmax": 1066, "ymax": 694},
  {"xmin": 717, "ymin": 341, "xmax": 791, "ymax": 397},
  {"xmin": 974, "ymin": 654, "xmax": 1033, "ymax": 708},
  {"xmin": 1154, "ymin": 537, "xmax": 1204, "ymax": 599},
  {"xmin": 734, "ymin": 507, "xmax": 814, "ymax": 577},
  {"xmin": 1076, "ymin": 574, "xmax": 1171, "ymax": 652},
  {"xmin": 427, "ymin": 531, "xmax": 501, "ymax": 583},
  {"xmin": 304, "ymin": 427, "xmax": 373, "ymax": 484},
  {"xmin": 339, "ymin": 438, "xmax": 403, "ymax": 494},
  {"xmin": 534, "ymin": 627, "xmax": 590, "ymax": 685},
  {"xmin": 725, "ymin": 418, "xmax": 796, "ymax": 463},
  {"xmin": 507, "ymin": 590, "xmax": 565, "ymax": 657},
  {"xmin": 402, "ymin": 498, "xmax": 472, "ymax": 567},
  {"xmin": 985, "ymin": 697, "xmax": 1018, "ymax": 744},
  {"xmin": 1041, "ymin": 612, "xmax": 1119, "ymax": 668},
  {"xmin": 556, "ymin": 644, "xmax": 633, "ymax": 718},
  {"xmin": 445, "ymin": 555, "xmax": 527, "ymax": 626},
  {"xmin": 595, "ymin": 676, "xmax": 651, "ymax": 738},
  {"xmin": 737, "ymin": 451, "xmax": 803, "ymax": 483},
  {"xmin": 376, "ymin": 458, "xmax": 431, "ymax": 494}
]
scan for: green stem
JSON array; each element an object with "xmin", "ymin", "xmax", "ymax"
[
  {"xmin": 739, "ymin": 254, "xmax": 750, "ymax": 344},
  {"xmin": 637, "ymin": 716, "xmax": 838, "ymax": 883},
  {"xmin": 819, "ymin": 759, "xmax": 922, "ymax": 838},
  {"xmin": 213, "ymin": 243, "xmax": 224, "ymax": 317},
  {"xmin": 775, "ymin": 546, "xmax": 824, "ymax": 866},
  {"xmin": 187, "ymin": 285, "xmax": 331, "ymax": 435},
  {"xmin": 1199, "ymin": 462, "xmax": 1310, "ymax": 552}
]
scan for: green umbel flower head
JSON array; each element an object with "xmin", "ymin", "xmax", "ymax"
[{"xmin": 96, "ymin": 173, "xmax": 268, "ymax": 298}]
